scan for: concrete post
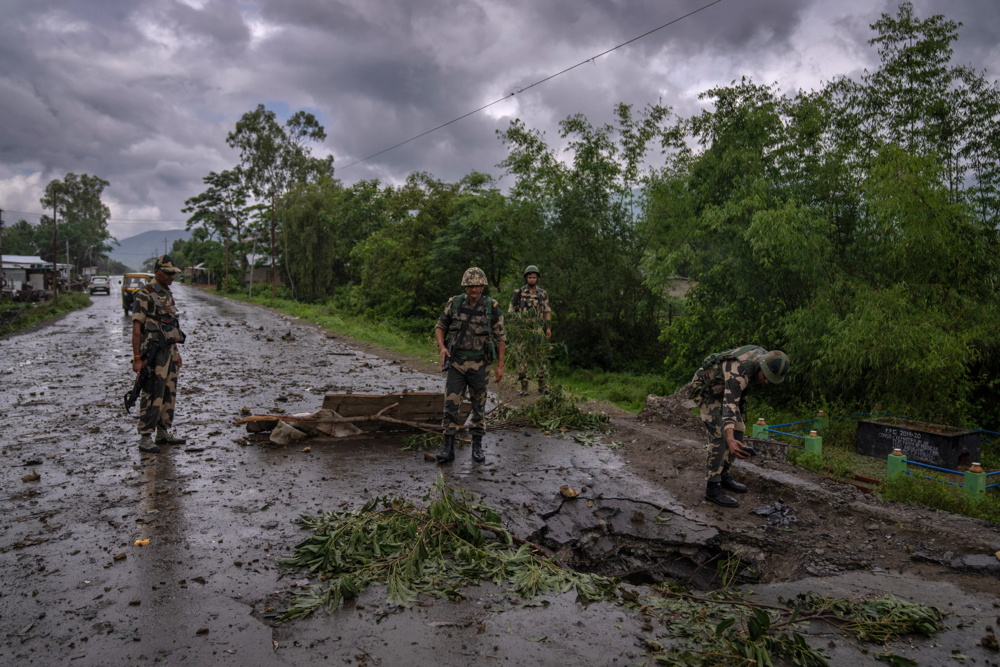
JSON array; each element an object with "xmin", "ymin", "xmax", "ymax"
[
  {"xmin": 815, "ymin": 410, "xmax": 829, "ymax": 433},
  {"xmin": 804, "ymin": 430, "xmax": 822, "ymax": 455},
  {"xmin": 963, "ymin": 462, "xmax": 986, "ymax": 498},
  {"xmin": 887, "ymin": 448, "xmax": 907, "ymax": 478},
  {"xmin": 873, "ymin": 404, "xmax": 884, "ymax": 419},
  {"xmin": 751, "ymin": 418, "xmax": 768, "ymax": 439}
]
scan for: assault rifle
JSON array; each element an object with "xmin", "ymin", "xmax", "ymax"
[{"xmin": 124, "ymin": 338, "xmax": 163, "ymax": 415}]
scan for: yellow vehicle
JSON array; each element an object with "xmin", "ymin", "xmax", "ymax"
[{"xmin": 121, "ymin": 273, "xmax": 153, "ymax": 315}]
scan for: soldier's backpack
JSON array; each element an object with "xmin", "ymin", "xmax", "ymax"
[
  {"xmin": 688, "ymin": 345, "xmax": 765, "ymax": 400},
  {"xmin": 450, "ymin": 294, "xmax": 498, "ymax": 364}
]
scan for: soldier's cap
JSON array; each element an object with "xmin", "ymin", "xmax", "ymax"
[
  {"xmin": 760, "ymin": 350, "xmax": 790, "ymax": 384},
  {"xmin": 154, "ymin": 255, "xmax": 182, "ymax": 274}
]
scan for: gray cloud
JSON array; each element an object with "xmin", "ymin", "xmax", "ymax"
[{"xmin": 0, "ymin": 0, "xmax": 997, "ymax": 240}]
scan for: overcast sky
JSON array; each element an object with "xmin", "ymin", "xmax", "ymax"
[{"xmin": 1, "ymin": 0, "xmax": 997, "ymax": 241}]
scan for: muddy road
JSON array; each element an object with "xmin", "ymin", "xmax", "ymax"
[{"xmin": 2, "ymin": 286, "xmax": 1000, "ymax": 666}]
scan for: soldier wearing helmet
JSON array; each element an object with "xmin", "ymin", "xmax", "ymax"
[
  {"xmin": 508, "ymin": 265, "xmax": 551, "ymax": 395},
  {"xmin": 687, "ymin": 346, "xmax": 789, "ymax": 507},
  {"xmin": 433, "ymin": 267, "xmax": 506, "ymax": 464}
]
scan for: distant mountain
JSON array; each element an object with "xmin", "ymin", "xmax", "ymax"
[{"xmin": 110, "ymin": 229, "xmax": 192, "ymax": 272}]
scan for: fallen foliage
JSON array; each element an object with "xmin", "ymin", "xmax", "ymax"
[
  {"xmin": 277, "ymin": 473, "xmax": 618, "ymax": 619},
  {"xmin": 488, "ymin": 385, "xmax": 610, "ymax": 432}
]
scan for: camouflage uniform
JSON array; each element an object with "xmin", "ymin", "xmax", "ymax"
[
  {"xmin": 436, "ymin": 295, "xmax": 506, "ymax": 437},
  {"xmin": 508, "ymin": 285, "xmax": 551, "ymax": 391},
  {"xmin": 132, "ymin": 281, "xmax": 185, "ymax": 436},
  {"xmin": 688, "ymin": 345, "xmax": 768, "ymax": 482}
]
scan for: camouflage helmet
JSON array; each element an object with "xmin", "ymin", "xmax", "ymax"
[
  {"xmin": 461, "ymin": 267, "xmax": 488, "ymax": 287},
  {"xmin": 760, "ymin": 350, "xmax": 790, "ymax": 384},
  {"xmin": 523, "ymin": 265, "xmax": 540, "ymax": 278}
]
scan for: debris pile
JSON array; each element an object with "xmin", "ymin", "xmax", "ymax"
[
  {"xmin": 638, "ymin": 384, "xmax": 702, "ymax": 430},
  {"xmin": 754, "ymin": 501, "xmax": 801, "ymax": 528}
]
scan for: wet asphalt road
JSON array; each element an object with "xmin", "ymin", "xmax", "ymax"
[{"xmin": 2, "ymin": 286, "xmax": 999, "ymax": 667}]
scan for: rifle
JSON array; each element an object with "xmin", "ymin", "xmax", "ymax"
[{"xmin": 124, "ymin": 338, "xmax": 163, "ymax": 415}]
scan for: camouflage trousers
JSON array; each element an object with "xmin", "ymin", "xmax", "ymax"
[
  {"xmin": 698, "ymin": 393, "xmax": 745, "ymax": 482},
  {"xmin": 138, "ymin": 345, "xmax": 180, "ymax": 436},
  {"xmin": 442, "ymin": 356, "xmax": 489, "ymax": 437},
  {"xmin": 518, "ymin": 366, "xmax": 547, "ymax": 391}
]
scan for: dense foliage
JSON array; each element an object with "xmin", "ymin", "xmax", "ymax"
[{"xmin": 178, "ymin": 4, "xmax": 1000, "ymax": 426}]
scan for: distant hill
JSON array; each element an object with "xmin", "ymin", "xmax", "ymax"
[{"xmin": 110, "ymin": 229, "xmax": 192, "ymax": 271}]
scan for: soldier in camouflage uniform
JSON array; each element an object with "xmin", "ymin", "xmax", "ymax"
[
  {"xmin": 688, "ymin": 345, "xmax": 789, "ymax": 507},
  {"xmin": 131, "ymin": 255, "xmax": 187, "ymax": 454},
  {"xmin": 434, "ymin": 267, "xmax": 506, "ymax": 463},
  {"xmin": 508, "ymin": 265, "xmax": 551, "ymax": 395}
]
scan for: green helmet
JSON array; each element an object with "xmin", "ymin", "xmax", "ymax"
[
  {"xmin": 760, "ymin": 350, "xmax": 790, "ymax": 384},
  {"xmin": 523, "ymin": 265, "xmax": 540, "ymax": 278},
  {"xmin": 461, "ymin": 267, "xmax": 488, "ymax": 287}
]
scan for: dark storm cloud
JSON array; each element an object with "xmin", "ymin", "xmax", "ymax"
[{"xmin": 0, "ymin": 0, "xmax": 997, "ymax": 239}]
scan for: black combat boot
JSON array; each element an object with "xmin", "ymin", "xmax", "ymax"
[
  {"xmin": 705, "ymin": 481, "xmax": 739, "ymax": 508},
  {"xmin": 471, "ymin": 435, "xmax": 485, "ymax": 462},
  {"xmin": 435, "ymin": 434, "xmax": 456, "ymax": 463},
  {"xmin": 720, "ymin": 469, "xmax": 747, "ymax": 494},
  {"xmin": 156, "ymin": 426, "xmax": 187, "ymax": 445}
]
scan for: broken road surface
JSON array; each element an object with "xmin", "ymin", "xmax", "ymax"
[{"xmin": 2, "ymin": 286, "xmax": 999, "ymax": 666}]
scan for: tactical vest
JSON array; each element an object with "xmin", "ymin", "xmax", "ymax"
[
  {"xmin": 142, "ymin": 283, "xmax": 186, "ymax": 345},
  {"xmin": 510, "ymin": 285, "xmax": 547, "ymax": 314},
  {"xmin": 448, "ymin": 294, "xmax": 497, "ymax": 359},
  {"xmin": 689, "ymin": 345, "xmax": 765, "ymax": 399}
]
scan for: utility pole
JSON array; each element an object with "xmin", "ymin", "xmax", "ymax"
[
  {"xmin": 270, "ymin": 198, "xmax": 276, "ymax": 299},
  {"xmin": 0, "ymin": 207, "xmax": 5, "ymax": 291},
  {"xmin": 224, "ymin": 217, "xmax": 230, "ymax": 294},
  {"xmin": 52, "ymin": 189, "xmax": 58, "ymax": 304}
]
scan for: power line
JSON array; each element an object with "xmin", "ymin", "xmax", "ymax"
[
  {"xmin": 2, "ymin": 209, "xmax": 190, "ymax": 224},
  {"xmin": 336, "ymin": 0, "xmax": 725, "ymax": 172}
]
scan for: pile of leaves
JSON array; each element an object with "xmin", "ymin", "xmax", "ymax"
[
  {"xmin": 489, "ymin": 385, "xmax": 610, "ymax": 432},
  {"xmin": 640, "ymin": 587, "xmax": 945, "ymax": 666},
  {"xmin": 277, "ymin": 473, "xmax": 618, "ymax": 620}
]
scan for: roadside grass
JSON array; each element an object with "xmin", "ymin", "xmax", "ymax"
[
  {"xmin": 548, "ymin": 366, "xmax": 679, "ymax": 412},
  {"xmin": 879, "ymin": 473, "xmax": 1000, "ymax": 523},
  {"xmin": 0, "ymin": 292, "xmax": 91, "ymax": 336},
  {"xmin": 219, "ymin": 292, "xmax": 436, "ymax": 361},
  {"xmin": 212, "ymin": 289, "xmax": 676, "ymax": 413}
]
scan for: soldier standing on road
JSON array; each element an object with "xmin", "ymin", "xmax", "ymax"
[
  {"xmin": 131, "ymin": 255, "xmax": 187, "ymax": 454},
  {"xmin": 508, "ymin": 265, "xmax": 551, "ymax": 395},
  {"xmin": 434, "ymin": 267, "xmax": 505, "ymax": 464},
  {"xmin": 688, "ymin": 346, "xmax": 789, "ymax": 507}
]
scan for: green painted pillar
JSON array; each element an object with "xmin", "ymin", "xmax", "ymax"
[
  {"xmin": 814, "ymin": 411, "xmax": 829, "ymax": 433},
  {"xmin": 964, "ymin": 463, "xmax": 986, "ymax": 497},
  {"xmin": 804, "ymin": 430, "xmax": 822, "ymax": 454},
  {"xmin": 752, "ymin": 418, "xmax": 768, "ymax": 439},
  {"xmin": 873, "ymin": 404, "xmax": 885, "ymax": 419},
  {"xmin": 887, "ymin": 449, "xmax": 907, "ymax": 478}
]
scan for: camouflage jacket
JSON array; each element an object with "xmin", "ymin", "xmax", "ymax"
[
  {"xmin": 508, "ymin": 285, "xmax": 551, "ymax": 316},
  {"xmin": 689, "ymin": 345, "xmax": 766, "ymax": 429},
  {"xmin": 435, "ymin": 294, "xmax": 505, "ymax": 356},
  {"xmin": 132, "ymin": 281, "xmax": 185, "ymax": 351}
]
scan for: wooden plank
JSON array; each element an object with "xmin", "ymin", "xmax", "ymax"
[{"xmin": 319, "ymin": 392, "xmax": 470, "ymax": 432}]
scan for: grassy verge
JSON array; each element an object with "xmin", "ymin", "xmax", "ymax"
[
  {"xmin": 549, "ymin": 366, "xmax": 678, "ymax": 412},
  {"xmin": 215, "ymin": 291, "xmax": 436, "ymax": 361},
  {"xmin": 0, "ymin": 292, "xmax": 91, "ymax": 336},
  {"xmin": 210, "ymin": 289, "xmax": 673, "ymax": 412}
]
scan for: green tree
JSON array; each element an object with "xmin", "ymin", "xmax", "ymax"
[
  {"xmin": 37, "ymin": 173, "xmax": 114, "ymax": 274},
  {"xmin": 227, "ymin": 104, "xmax": 334, "ymax": 297}
]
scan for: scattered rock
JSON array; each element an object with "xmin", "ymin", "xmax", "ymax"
[
  {"xmin": 950, "ymin": 554, "xmax": 1000, "ymax": 574},
  {"xmin": 754, "ymin": 501, "xmax": 799, "ymax": 528},
  {"xmin": 559, "ymin": 485, "xmax": 579, "ymax": 498},
  {"xmin": 21, "ymin": 470, "xmax": 40, "ymax": 483}
]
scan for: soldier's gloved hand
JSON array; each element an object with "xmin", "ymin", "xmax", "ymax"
[
  {"xmin": 132, "ymin": 359, "xmax": 144, "ymax": 374},
  {"xmin": 727, "ymin": 431, "xmax": 749, "ymax": 459}
]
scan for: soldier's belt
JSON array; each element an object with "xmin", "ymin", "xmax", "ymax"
[{"xmin": 454, "ymin": 350, "xmax": 486, "ymax": 358}]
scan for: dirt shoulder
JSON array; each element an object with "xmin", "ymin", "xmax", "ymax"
[{"xmin": 613, "ymin": 412, "xmax": 1000, "ymax": 598}]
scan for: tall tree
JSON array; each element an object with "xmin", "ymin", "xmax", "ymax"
[
  {"xmin": 38, "ymin": 173, "xmax": 113, "ymax": 274},
  {"xmin": 226, "ymin": 105, "xmax": 334, "ymax": 297}
]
